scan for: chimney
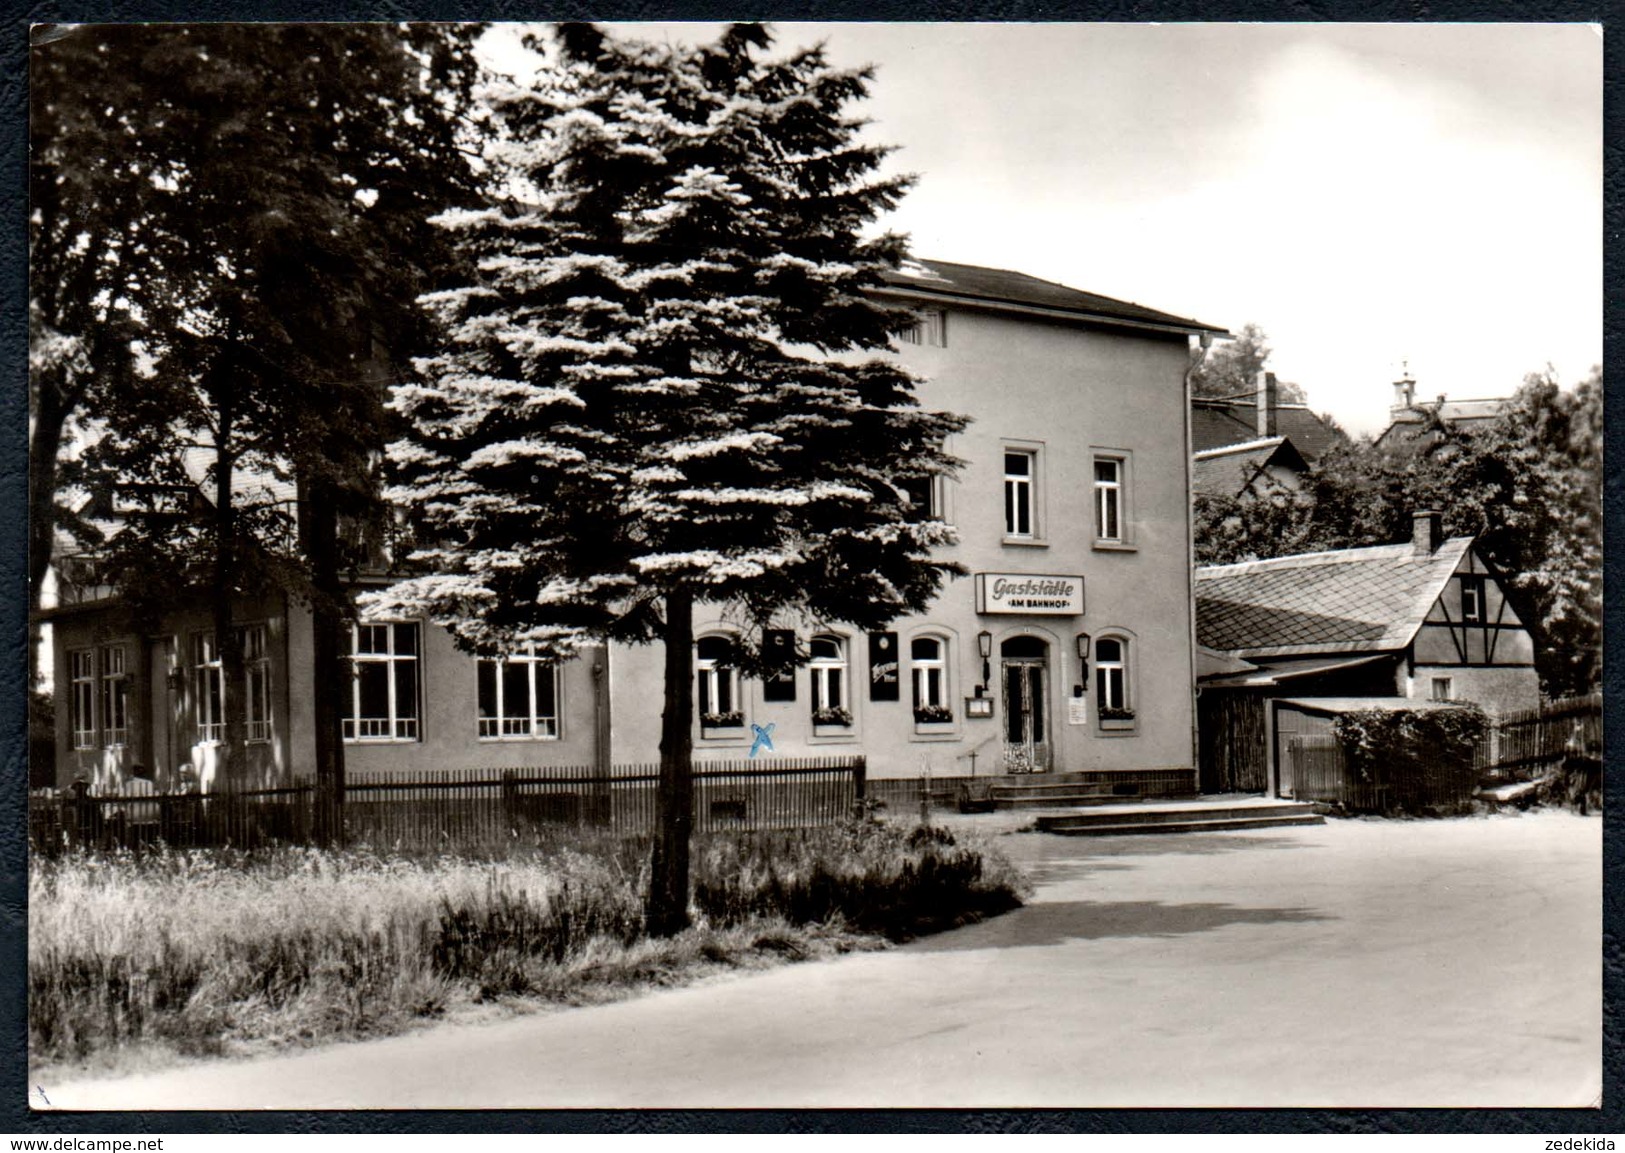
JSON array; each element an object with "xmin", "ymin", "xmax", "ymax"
[
  {"xmin": 1255, "ymin": 371, "xmax": 1278, "ymax": 438},
  {"xmin": 1412, "ymin": 509, "xmax": 1442, "ymax": 556},
  {"xmin": 1391, "ymin": 370, "xmax": 1417, "ymax": 417}
]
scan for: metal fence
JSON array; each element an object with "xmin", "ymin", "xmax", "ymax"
[{"xmin": 29, "ymin": 756, "xmax": 867, "ymax": 855}]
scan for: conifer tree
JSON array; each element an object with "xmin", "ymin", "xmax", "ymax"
[{"xmin": 373, "ymin": 23, "xmax": 967, "ymax": 934}]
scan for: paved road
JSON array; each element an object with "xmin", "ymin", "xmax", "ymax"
[{"xmin": 42, "ymin": 810, "xmax": 1601, "ymax": 1110}]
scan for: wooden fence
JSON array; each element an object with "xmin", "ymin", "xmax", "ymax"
[
  {"xmin": 29, "ymin": 756, "xmax": 867, "ymax": 855},
  {"xmin": 1477, "ymin": 692, "xmax": 1602, "ymax": 778}
]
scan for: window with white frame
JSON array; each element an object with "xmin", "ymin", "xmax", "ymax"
[
  {"xmin": 1094, "ymin": 457, "xmax": 1124, "ymax": 542},
  {"xmin": 69, "ymin": 649, "xmax": 95, "ymax": 750},
  {"xmin": 1095, "ymin": 637, "xmax": 1130, "ymax": 714},
  {"xmin": 478, "ymin": 651, "xmax": 560, "ymax": 739},
  {"xmin": 1459, "ymin": 576, "xmax": 1485, "ymax": 624},
  {"xmin": 898, "ymin": 308, "xmax": 947, "ymax": 348},
  {"xmin": 343, "ymin": 622, "xmax": 421, "ymax": 741},
  {"xmin": 243, "ymin": 626, "xmax": 271, "ymax": 742},
  {"xmin": 696, "ymin": 635, "xmax": 741, "ymax": 726},
  {"xmin": 810, "ymin": 634, "xmax": 848, "ymax": 718},
  {"xmin": 911, "ymin": 636, "xmax": 950, "ymax": 717},
  {"xmin": 1004, "ymin": 450, "xmax": 1036, "ymax": 538},
  {"xmin": 1430, "ymin": 676, "xmax": 1454, "ymax": 701},
  {"xmin": 100, "ymin": 645, "xmax": 129, "ymax": 747},
  {"xmin": 193, "ymin": 633, "xmax": 225, "ymax": 744},
  {"xmin": 900, "ymin": 473, "xmax": 940, "ymax": 521}
]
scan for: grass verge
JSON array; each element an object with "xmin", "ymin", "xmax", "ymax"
[{"xmin": 30, "ymin": 820, "xmax": 1028, "ymax": 1080}]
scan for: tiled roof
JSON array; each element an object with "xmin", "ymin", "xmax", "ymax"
[
  {"xmin": 1195, "ymin": 536, "xmax": 1473, "ymax": 658},
  {"xmin": 878, "ymin": 258, "xmax": 1227, "ymax": 335},
  {"xmin": 1192, "ymin": 436, "xmax": 1307, "ymax": 497},
  {"xmin": 1190, "ymin": 399, "xmax": 1338, "ymax": 459},
  {"xmin": 1377, "ymin": 397, "xmax": 1512, "ymax": 450}
]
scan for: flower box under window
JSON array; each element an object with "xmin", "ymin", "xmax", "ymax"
[
  {"xmin": 811, "ymin": 707, "xmax": 852, "ymax": 728},
  {"xmin": 700, "ymin": 711, "xmax": 744, "ymax": 729},
  {"xmin": 1099, "ymin": 706, "xmax": 1137, "ymax": 731}
]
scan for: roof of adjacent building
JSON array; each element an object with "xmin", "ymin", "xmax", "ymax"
[
  {"xmin": 1192, "ymin": 436, "xmax": 1308, "ymax": 498},
  {"xmin": 1190, "ymin": 398, "xmax": 1340, "ymax": 460},
  {"xmin": 1275, "ymin": 696, "xmax": 1467, "ymax": 715},
  {"xmin": 1377, "ymin": 396, "xmax": 1513, "ymax": 448},
  {"xmin": 877, "ymin": 258, "xmax": 1228, "ymax": 336},
  {"xmin": 1195, "ymin": 535, "xmax": 1474, "ymax": 659}
]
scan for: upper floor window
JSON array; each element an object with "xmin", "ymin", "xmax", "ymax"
[
  {"xmin": 810, "ymin": 634, "xmax": 848, "ymax": 719},
  {"xmin": 1095, "ymin": 637, "xmax": 1130, "ymax": 714},
  {"xmin": 1004, "ymin": 450, "xmax": 1036, "ymax": 538},
  {"xmin": 1459, "ymin": 576, "xmax": 1485, "ymax": 624},
  {"xmin": 898, "ymin": 308, "xmax": 947, "ymax": 348},
  {"xmin": 900, "ymin": 474, "xmax": 941, "ymax": 522},
  {"xmin": 69, "ymin": 649, "xmax": 95, "ymax": 750},
  {"xmin": 478, "ymin": 650, "xmax": 559, "ymax": 740},
  {"xmin": 344, "ymin": 622, "xmax": 420, "ymax": 742},
  {"xmin": 696, "ymin": 635, "xmax": 742, "ymax": 727},
  {"xmin": 100, "ymin": 645, "xmax": 129, "ymax": 748},
  {"xmin": 1094, "ymin": 458, "xmax": 1123, "ymax": 542}
]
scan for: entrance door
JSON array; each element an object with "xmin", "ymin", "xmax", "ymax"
[{"xmin": 1000, "ymin": 636, "xmax": 1051, "ymax": 773}]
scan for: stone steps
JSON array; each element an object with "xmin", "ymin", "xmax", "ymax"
[{"xmin": 1036, "ymin": 800, "xmax": 1325, "ymax": 837}]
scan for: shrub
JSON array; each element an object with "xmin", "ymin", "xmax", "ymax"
[{"xmin": 1331, "ymin": 703, "xmax": 1489, "ymax": 814}]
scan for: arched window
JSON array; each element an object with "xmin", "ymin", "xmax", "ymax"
[
  {"xmin": 696, "ymin": 635, "xmax": 741, "ymax": 726},
  {"xmin": 1095, "ymin": 637, "xmax": 1129, "ymax": 713},
  {"xmin": 911, "ymin": 636, "xmax": 948, "ymax": 712},
  {"xmin": 809, "ymin": 634, "xmax": 847, "ymax": 715}
]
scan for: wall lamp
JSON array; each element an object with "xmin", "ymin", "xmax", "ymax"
[
  {"xmin": 976, "ymin": 630, "xmax": 993, "ymax": 693},
  {"xmin": 1074, "ymin": 632, "xmax": 1091, "ymax": 696}
]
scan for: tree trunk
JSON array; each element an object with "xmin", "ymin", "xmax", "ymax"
[
  {"xmin": 647, "ymin": 587, "xmax": 695, "ymax": 937},
  {"xmin": 306, "ymin": 480, "xmax": 347, "ymax": 844},
  {"xmin": 213, "ymin": 411, "xmax": 246, "ymax": 792}
]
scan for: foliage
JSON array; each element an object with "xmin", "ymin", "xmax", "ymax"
[
  {"xmin": 29, "ymin": 825, "xmax": 1025, "ymax": 1071},
  {"xmin": 1193, "ymin": 367, "xmax": 1602, "ymax": 695},
  {"xmin": 1331, "ymin": 704, "xmax": 1487, "ymax": 814},
  {"xmin": 811, "ymin": 707, "xmax": 854, "ymax": 727},
  {"xmin": 912, "ymin": 704, "xmax": 954, "ymax": 724},
  {"xmin": 367, "ymin": 22, "xmax": 968, "ymax": 933},
  {"xmin": 1190, "ymin": 322, "xmax": 1305, "ymax": 403},
  {"xmin": 1098, "ymin": 707, "xmax": 1136, "ymax": 721}
]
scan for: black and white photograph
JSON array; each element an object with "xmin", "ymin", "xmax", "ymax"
[{"xmin": 24, "ymin": 20, "xmax": 1603, "ymax": 1113}]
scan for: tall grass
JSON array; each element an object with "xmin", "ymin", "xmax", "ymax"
[{"xmin": 30, "ymin": 822, "xmax": 1027, "ymax": 1074}]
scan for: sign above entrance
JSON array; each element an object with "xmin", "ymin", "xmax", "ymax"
[{"xmin": 975, "ymin": 573, "xmax": 1085, "ymax": 616}]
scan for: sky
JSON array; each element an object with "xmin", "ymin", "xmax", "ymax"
[{"xmin": 483, "ymin": 23, "xmax": 1602, "ymax": 437}]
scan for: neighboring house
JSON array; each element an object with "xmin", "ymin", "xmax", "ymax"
[
  {"xmin": 1192, "ymin": 510, "xmax": 1539, "ymax": 795},
  {"xmin": 43, "ymin": 257, "xmax": 1228, "ymax": 792},
  {"xmin": 1190, "ymin": 371, "xmax": 1339, "ymax": 461},
  {"xmin": 1192, "ymin": 436, "xmax": 1308, "ymax": 500},
  {"xmin": 1374, "ymin": 371, "xmax": 1512, "ymax": 455}
]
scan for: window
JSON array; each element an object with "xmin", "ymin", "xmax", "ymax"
[
  {"xmin": 193, "ymin": 633, "xmax": 224, "ymax": 744},
  {"xmin": 696, "ymin": 635, "xmax": 742, "ymax": 726},
  {"xmin": 478, "ymin": 651, "xmax": 559, "ymax": 739},
  {"xmin": 900, "ymin": 474, "xmax": 940, "ymax": 521},
  {"xmin": 193, "ymin": 627, "xmax": 271, "ymax": 745},
  {"xmin": 898, "ymin": 308, "xmax": 947, "ymax": 348},
  {"xmin": 911, "ymin": 636, "xmax": 951, "ymax": 720},
  {"xmin": 1094, "ymin": 458, "xmax": 1123, "ymax": 542},
  {"xmin": 100, "ymin": 645, "xmax": 129, "ymax": 748},
  {"xmin": 1460, "ymin": 576, "xmax": 1485, "ymax": 624},
  {"xmin": 343, "ymin": 622, "xmax": 421, "ymax": 741},
  {"xmin": 243, "ymin": 626, "xmax": 271, "ymax": 743},
  {"xmin": 1004, "ymin": 451, "xmax": 1035, "ymax": 538},
  {"xmin": 69, "ymin": 649, "xmax": 95, "ymax": 750},
  {"xmin": 1430, "ymin": 676, "xmax": 1454, "ymax": 701},
  {"xmin": 810, "ymin": 634, "xmax": 848, "ymax": 718},
  {"xmin": 1095, "ymin": 638, "xmax": 1129, "ymax": 713}
]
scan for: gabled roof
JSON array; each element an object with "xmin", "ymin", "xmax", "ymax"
[
  {"xmin": 1196, "ymin": 536, "xmax": 1474, "ymax": 659},
  {"xmin": 875, "ymin": 258, "xmax": 1228, "ymax": 337},
  {"xmin": 1377, "ymin": 396, "xmax": 1512, "ymax": 449},
  {"xmin": 1190, "ymin": 398, "xmax": 1339, "ymax": 460},
  {"xmin": 1192, "ymin": 436, "xmax": 1308, "ymax": 498}
]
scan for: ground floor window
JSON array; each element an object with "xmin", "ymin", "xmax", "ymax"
[
  {"xmin": 244, "ymin": 626, "xmax": 271, "ymax": 742},
  {"xmin": 697, "ymin": 635, "xmax": 742, "ymax": 727},
  {"xmin": 810, "ymin": 634, "xmax": 849, "ymax": 723},
  {"xmin": 100, "ymin": 645, "xmax": 129, "ymax": 747},
  {"xmin": 192, "ymin": 626, "xmax": 273, "ymax": 744},
  {"xmin": 70, "ymin": 649, "xmax": 95, "ymax": 750},
  {"xmin": 911, "ymin": 636, "xmax": 951, "ymax": 721},
  {"xmin": 1430, "ymin": 675, "xmax": 1454, "ymax": 701},
  {"xmin": 478, "ymin": 652, "xmax": 559, "ymax": 739},
  {"xmin": 344, "ymin": 622, "xmax": 421, "ymax": 741},
  {"xmin": 1095, "ymin": 637, "xmax": 1131, "ymax": 716},
  {"xmin": 193, "ymin": 633, "xmax": 225, "ymax": 744}
]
